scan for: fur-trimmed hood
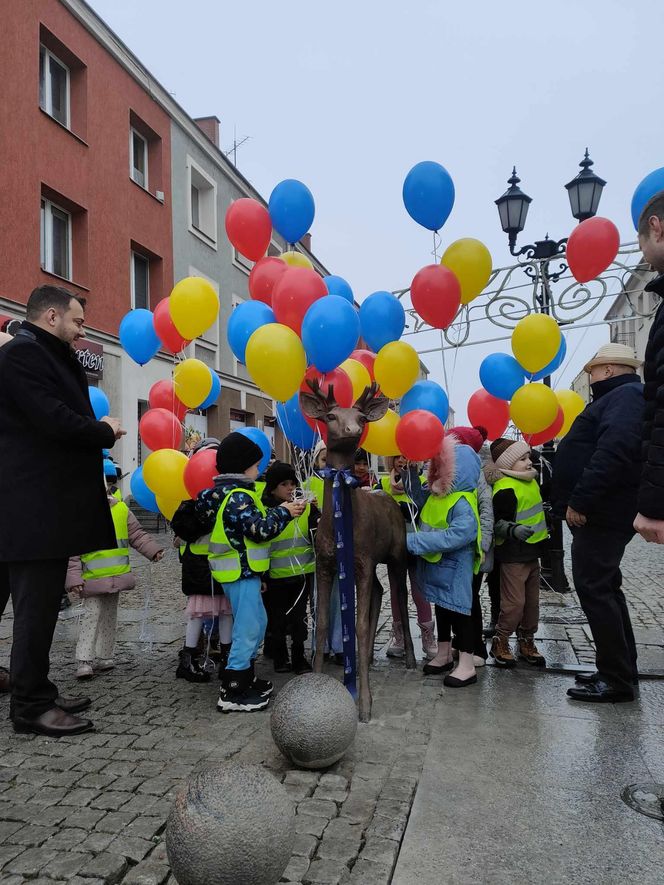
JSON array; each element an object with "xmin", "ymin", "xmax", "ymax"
[
  {"xmin": 483, "ymin": 459, "xmax": 504, "ymax": 486},
  {"xmin": 428, "ymin": 436, "xmax": 480, "ymax": 496}
]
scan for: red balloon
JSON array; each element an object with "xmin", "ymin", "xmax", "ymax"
[
  {"xmin": 153, "ymin": 298, "xmax": 189, "ymax": 354},
  {"xmin": 272, "ymin": 268, "xmax": 327, "ymax": 336},
  {"xmin": 524, "ymin": 406, "xmax": 564, "ymax": 447},
  {"xmin": 224, "ymin": 198, "xmax": 272, "ymax": 262},
  {"xmin": 467, "ymin": 389, "xmax": 510, "ymax": 441},
  {"xmin": 349, "ymin": 349, "xmax": 377, "ymax": 380},
  {"xmin": 139, "ymin": 408, "xmax": 183, "ymax": 452},
  {"xmin": 248, "ymin": 256, "xmax": 288, "ymax": 306},
  {"xmin": 184, "ymin": 448, "xmax": 218, "ymax": 497},
  {"xmin": 149, "ymin": 380, "xmax": 188, "ymax": 422},
  {"xmin": 396, "ymin": 410, "xmax": 445, "ymax": 460},
  {"xmin": 410, "ymin": 264, "xmax": 461, "ymax": 330},
  {"xmin": 299, "ymin": 366, "xmax": 354, "ymax": 439},
  {"xmin": 566, "ymin": 216, "xmax": 620, "ymax": 284}
]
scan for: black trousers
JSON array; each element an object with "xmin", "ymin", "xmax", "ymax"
[
  {"xmin": 6, "ymin": 559, "xmax": 68, "ymax": 720},
  {"xmin": 0, "ymin": 563, "xmax": 9, "ymax": 619},
  {"xmin": 435, "ymin": 604, "xmax": 474, "ymax": 654},
  {"xmin": 263, "ymin": 574, "xmax": 310, "ymax": 661},
  {"xmin": 571, "ymin": 525, "xmax": 637, "ymax": 694},
  {"xmin": 453, "ymin": 572, "xmax": 488, "ymax": 658}
]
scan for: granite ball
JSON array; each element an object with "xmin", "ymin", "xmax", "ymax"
[
  {"xmin": 270, "ymin": 673, "xmax": 358, "ymax": 769},
  {"xmin": 165, "ymin": 763, "xmax": 295, "ymax": 885}
]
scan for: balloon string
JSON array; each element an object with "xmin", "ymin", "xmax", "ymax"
[{"xmin": 432, "ymin": 230, "xmax": 441, "ymax": 263}]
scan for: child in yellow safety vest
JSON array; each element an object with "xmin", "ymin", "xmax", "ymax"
[
  {"xmin": 262, "ymin": 462, "xmax": 319, "ymax": 674},
  {"xmin": 484, "ymin": 438, "xmax": 549, "ymax": 669},
  {"xmin": 66, "ymin": 494, "xmax": 164, "ymax": 679}
]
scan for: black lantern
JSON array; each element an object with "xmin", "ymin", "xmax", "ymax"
[
  {"xmin": 495, "ymin": 168, "xmax": 532, "ymax": 252},
  {"xmin": 565, "ymin": 149, "xmax": 606, "ymax": 222}
]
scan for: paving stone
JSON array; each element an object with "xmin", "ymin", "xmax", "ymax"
[
  {"xmin": 364, "ymin": 813, "xmax": 407, "ymax": 842},
  {"xmin": 0, "ymin": 820, "xmax": 22, "ymax": 844},
  {"xmin": 76, "ymin": 773, "xmax": 118, "ymax": 790},
  {"xmin": 347, "ymin": 858, "xmax": 393, "ymax": 884},
  {"xmin": 58, "ymin": 788, "xmax": 101, "ymax": 807},
  {"xmin": 122, "ymin": 861, "xmax": 171, "ymax": 885},
  {"xmin": 80, "ymin": 831, "xmax": 116, "ymax": 853},
  {"xmin": 323, "ymin": 819, "xmax": 364, "ymax": 845},
  {"xmin": 351, "ymin": 763, "xmax": 388, "ymax": 781},
  {"xmin": 312, "ymin": 786, "xmax": 348, "ymax": 804},
  {"xmin": 1, "ymin": 876, "xmax": 24, "ymax": 885},
  {"xmin": 302, "ymin": 858, "xmax": 350, "ymax": 884},
  {"xmin": 374, "ymin": 798, "xmax": 410, "ymax": 821},
  {"xmin": 124, "ymin": 816, "xmax": 165, "ymax": 841},
  {"xmin": 78, "ymin": 851, "xmax": 128, "ymax": 883},
  {"xmin": 5, "ymin": 847, "xmax": 58, "ymax": 877},
  {"xmin": 61, "ymin": 808, "xmax": 107, "ymax": 829},
  {"xmin": 108, "ymin": 834, "xmax": 155, "ymax": 862},
  {"xmin": 292, "ymin": 832, "xmax": 319, "ymax": 860},
  {"xmin": 378, "ymin": 778, "xmax": 416, "ymax": 802},
  {"xmin": 358, "ymin": 835, "xmax": 399, "ymax": 867},
  {"xmin": 0, "ymin": 844, "xmax": 24, "ymax": 868},
  {"xmin": 285, "ymin": 782, "xmax": 316, "ymax": 802},
  {"xmin": 119, "ymin": 794, "xmax": 159, "ymax": 815},
  {"xmin": 295, "ymin": 814, "xmax": 329, "ymax": 838},
  {"xmin": 95, "ymin": 811, "xmax": 138, "ymax": 834},
  {"xmin": 297, "ymin": 799, "xmax": 339, "ymax": 820},
  {"xmin": 338, "ymin": 796, "xmax": 376, "ymax": 825},
  {"xmin": 110, "ymin": 776, "xmax": 145, "ymax": 792},
  {"xmin": 46, "ymin": 771, "xmax": 84, "ymax": 789},
  {"xmin": 319, "ymin": 774, "xmax": 348, "ymax": 791},
  {"xmin": 281, "ymin": 854, "xmax": 310, "ymax": 883},
  {"xmin": 12, "ymin": 824, "xmax": 57, "ymax": 846},
  {"xmin": 102, "ymin": 762, "xmax": 137, "ymax": 777},
  {"xmin": 41, "ymin": 850, "xmax": 93, "ymax": 879},
  {"xmin": 43, "ymin": 828, "xmax": 89, "ymax": 851},
  {"xmin": 284, "ymin": 771, "xmax": 321, "ymax": 788},
  {"xmin": 89, "ymin": 791, "xmax": 130, "ymax": 811},
  {"xmin": 315, "ymin": 836, "xmax": 361, "ymax": 866}
]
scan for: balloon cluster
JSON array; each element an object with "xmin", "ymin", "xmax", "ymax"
[
  {"xmin": 468, "ymin": 314, "xmax": 584, "ymax": 443},
  {"xmin": 224, "ymin": 179, "xmax": 451, "ymax": 460}
]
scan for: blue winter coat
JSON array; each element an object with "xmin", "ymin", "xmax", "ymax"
[{"xmin": 404, "ymin": 445, "xmax": 481, "ymax": 616}]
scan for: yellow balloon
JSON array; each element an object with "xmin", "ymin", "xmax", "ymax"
[
  {"xmin": 363, "ymin": 408, "xmax": 400, "ymax": 456},
  {"xmin": 169, "ymin": 277, "xmax": 220, "ymax": 340},
  {"xmin": 556, "ymin": 389, "xmax": 585, "ymax": 438},
  {"xmin": 279, "ymin": 251, "xmax": 313, "ymax": 270},
  {"xmin": 510, "ymin": 383, "xmax": 559, "ymax": 434},
  {"xmin": 511, "ymin": 314, "xmax": 561, "ymax": 374},
  {"xmin": 143, "ymin": 449, "xmax": 190, "ymax": 501},
  {"xmin": 374, "ymin": 341, "xmax": 420, "ymax": 399},
  {"xmin": 441, "ymin": 238, "xmax": 493, "ymax": 305},
  {"xmin": 245, "ymin": 323, "xmax": 307, "ymax": 402},
  {"xmin": 339, "ymin": 358, "xmax": 372, "ymax": 402},
  {"xmin": 156, "ymin": 496, "xmax": 182, "ymax": 521},
  {"xmin": 173, "ymin": 359, "xmax": 213, "ymax": 408}
]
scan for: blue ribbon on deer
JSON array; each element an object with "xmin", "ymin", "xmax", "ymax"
[{"xmin": 321, "ymin": 466, "xmax": 359, "ymax": 697}]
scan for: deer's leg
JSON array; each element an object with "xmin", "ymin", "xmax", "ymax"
[
  {"xmin": 355, "ymin": 568, "xmax": 374, "ymax": 723},
  {"xmin": 389, "ymin": 563, "xmax": 416, "ymax": 669},
  {"xmin": 313, "ymin": 565, "xmax": 333, "ymax": 674},
  {"xmin": 368, "ymin": 573, "xmax": 383, "ymax": 666}
]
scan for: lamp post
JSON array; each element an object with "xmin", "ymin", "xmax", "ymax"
[{"xmin": 494, "ymin": 150, "xmax": 607, "ymax": 595}]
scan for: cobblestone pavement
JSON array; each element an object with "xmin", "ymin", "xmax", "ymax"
[{"xmin": 0, "ymin": 529, "xmax": 662, "ymax": 884}]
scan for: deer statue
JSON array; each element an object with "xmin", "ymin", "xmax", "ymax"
[{"xmin": 299, "ymin": 380, "xmax": 416, "ymax": 722}]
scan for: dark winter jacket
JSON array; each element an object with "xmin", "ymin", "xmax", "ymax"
[
  {"xmin": 195, "ymin": 474, "xmax": 291, "ymax": 579},
  {"xmin": 638, "ymin": 273, "xmax": 664, "ymax": 519},
  {"xmin": 552, "ymin": 373, "xmax": 644, "ymax": 533},
  {"xmin": 171, "ymin": 500, "xmax": 215, "ymax": 597},
  {"xmin": 0, "ymin": 322, "xmax": 116, "ymax": 560}
]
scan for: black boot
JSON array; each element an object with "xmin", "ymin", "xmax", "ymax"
[
  {"xmin": 249, "ymin": 660, "xmax": 273, "ymax": 697},
  {"xmin": 217, "ymin": 643, "xmax": 231, "ymax": 681},
  {"xmin": 176, "ymin": 647, "xmax": 210, "ymax": 683},
  {"xmin": 217, "ymin": 668, "xmax": 269, "ymax": 713}
]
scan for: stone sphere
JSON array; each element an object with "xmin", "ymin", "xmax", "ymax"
[
  {"xmin": 270, "ymin": 673, "xmax": 358, "ymax": 769},
  {"xmin": 165, "ymin": 763, "xmax": 295, "ymax": 885}
]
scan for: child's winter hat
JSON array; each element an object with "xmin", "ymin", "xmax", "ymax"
[
  {"xmin": 490, "ymin": 437, "xmax": 531, "ymax": 470},
  {"xmin": 265, "ymin": 461, "xmax": 297, "ymax": 494},
  {"xmin": 215, "ymin": 432, "xmax": 263, "ymax": 474},
  {"xmin": 448, "ymin": 425, "xmax": 488, "ymax": 453}
]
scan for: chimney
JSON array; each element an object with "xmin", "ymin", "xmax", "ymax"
[
  {"xmin": 301, "ymin": 233, "xmax": 312, "ymax": 252},
  {"xmin": 193, "ymin": 116, "xmax": 220, "ymax": 147}
]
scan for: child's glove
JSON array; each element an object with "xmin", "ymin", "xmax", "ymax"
[{"xmin": 512, "ymin": 524, "xmax": 535, "ymax": 541}]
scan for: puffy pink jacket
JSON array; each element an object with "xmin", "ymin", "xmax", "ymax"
[{"xmin": 66, "ymin": 496, "xmax": 164, "ymax": 597}]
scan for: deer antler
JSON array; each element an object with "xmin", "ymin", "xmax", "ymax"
[
  {"xmin": 354, "ymin": 382, "xmax": 379, "ymax": 411},
  {"xmin": 306, "ymin": 377, "xmax": 337, "ymax": 409}
]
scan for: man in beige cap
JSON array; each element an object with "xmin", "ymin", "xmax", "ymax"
[{"xmin": 552, "ymin": 342, "xmax": 644, "ymax": 702}]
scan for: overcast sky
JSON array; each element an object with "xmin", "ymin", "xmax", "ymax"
[{"xmin": 90, "ymin": 0, "xmax": 661, "ymax": 420}]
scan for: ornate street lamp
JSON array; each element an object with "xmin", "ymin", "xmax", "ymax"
[
  {"xmin": 495, "ymin": 167, "xmax": 532, "ymax": 255},
  {"xmin": 565, "ymin": 149, "xmax": 606, "ymax": 222}
]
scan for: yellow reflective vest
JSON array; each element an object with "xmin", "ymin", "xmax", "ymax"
[
  {"xmin": 379, "ymin": 473, "xmax": 425, "ymax": 503},
  {"xmin": 269, "ymin": 505, "xmax": 315, "ymax": 579},
  {"xmin": 492, "ymin": 476, "xmax": 548, "ymax": 545},
  {"xmin": 81, "ymin": 502, "xmax": 131, "ymax": 581},
  {"xmin": 418, "ymin": 491, "xmax": 483, "ymax": 574},
  {"xmin": 304, "ymin": 474, "xmax": 325, "ymax": 507},
  {"xmin": 208, "ymin": 488, "xmax": 271, "ymax": 583}
]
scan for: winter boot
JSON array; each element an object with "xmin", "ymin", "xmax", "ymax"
[
  {"xmin": 217, "ymin": 668, "xmax": 269, "ymax": 713},
  {"xmin": 483, "ymin": 620, "xmax": 497, "ymax": 638},
  {"xmin": 386, "ymin": 621, "xmax": 405, "ymax": 658},
  {"xmin": 418, "ymin": 620, "xmax": 437, "ymax": 660},
  {"xmin": 291, "ymin": 643, "xmax": 312, "ymax": 674},
  {"xmin": 176, "ymin": 647, "xmax": 211, "ymax": 683},
  {"xmin": 75, "ymin": 661, "xmax": 95, "ymax": 680},
  {"xmin": 249, "ymin": 660, "xmax": 273, "ymax": 697},
  {"xmin": 490, "ymin": 635, "xmax": 516, "ymax": 669},
  {"xmin": 217, "ymin": 643, "xmax": 231, "ymax": 681},
  {"xmin": 516, "ymin": 635, "xmax": 546, "ymax": 667}
]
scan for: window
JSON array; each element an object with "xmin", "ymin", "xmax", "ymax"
[
  {"xmin": 187, "ymin": 158, "xmax": 217, "ymax": 246},
  {"xmin": 130, "ymin": 128, "xmax": 148, "ymax": 188},
  {"xmin": 230, "ymin": 409, "xmax": 247, "ymax": 432},
  {"xmin": 39, "ymin": 45, "xmax": 69, "ymax": 127},
  {"xmin": 131, "ymin": 251, "xmax": 150, "ymax": 309},
  {"xmin": 40, "ymin": 198, "xmax": 71, "ymax": 279}
]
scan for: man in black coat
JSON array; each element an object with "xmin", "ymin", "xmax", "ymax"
[
  {"xmin": 552, "ymin": 344, "xmax": 644, "ymax": 703},
  {"xmin": 0, "ymin": 285, "xmax": 124, "ymax": 736},
  {"xmin": 635, "ymin": 192, "xmax": 664, "ymax": 545}
]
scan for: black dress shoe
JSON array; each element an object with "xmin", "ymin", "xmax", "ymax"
[
  {"xmin": 566, "ymin": 680, "xmax": 635, "ymax": 703},
  {"xmin": 12, "ymin": 707, "xmax": 94, "ymax": 736},
  {"xmin": 55, "ymin": 696, "xmax": 92, "ymax": 714},
  {"xmin": 443, "ymin": 672, "xmax": 478, "ymax": 688},
  {"xmin": 575, "ymin": 671, "xmax": 600, "ymax": 684},
  {"xmin": 422, "ymin": 660, "xmax": 454, "ymax": 675}
]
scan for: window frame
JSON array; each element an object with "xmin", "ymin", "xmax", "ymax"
[
  {"xmin": 130, "ymin": 250, "xmax": 150, "ymax": 310},
  {"xmin": 130, "ymin": 127, "xmax": 149, "ymax": 189},
  {"xmin": 186, "ymin": 156, "xmax": 218, "ymax": 248},
  {"xmin": 40, "ymin": 197, "xmax": 72, "ymax": 280},
  {"xmin": 39, "ymin": 44, "xmax": 70, "ymax": 129}
]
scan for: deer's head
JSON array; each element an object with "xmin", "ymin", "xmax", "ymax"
[{"xmin": 300, "ymin": 380, "xmax": 389, "ymax": 457}]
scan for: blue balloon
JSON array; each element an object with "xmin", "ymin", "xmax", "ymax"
[
  {"xmin": 400, "ymin": 380, "xmax": 449, "ymax": 424},
  {"xmin": 130, "ymin": 466, "xmax": 159, "ymax": 513},
  {"xmin": 268, "ymin": 179, "xmax": 315, "ymax": 244},
  {"xmin": 238, "ymin": 426, "xmax": 271, "ymax": 474},
  {"xmin": 88, "ymin": 386, "xmax": 110, "ymax": 420},
  {"xmin": 479, "ymin": 353, "xmax": 526, "ymax": 400},
  {"xmin": 302, "ymin": 297, "xmax": 360, "ymax": 373},
  {"xmin": 119, "ymin": 309, "xmax": 161, "ymax": 366},
  {"xmin": 227, "ymin": 301, "xmax": 275, "ymax": 364},
  {"xmin": 199, "ymin": 369, "xmax": 221, "ymax": 410},
  {"xmin": 531, "ymin": 336, "xmax": 567, "ymax": 382},
  {"xmin": 359, "ymin": 291, "xmax": 405, "ymax": 352},
  {"xmin": 402, "ymin": 161, "xmax": 455, "ymax": 232},
  {"xmin": 324, "ymin": 275, "xmax": 354, "ymax": 304},
  {"xmin": 276, "ymin": 395, "xmax": 316, "ymax": 450},
  {"xmin": 631, "ymin": 167, "xmax": 664, "ymax": 230}
]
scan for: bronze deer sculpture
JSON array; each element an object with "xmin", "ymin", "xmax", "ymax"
[{"xmin": 300, "ymin": 380, "xmax": 416, "ymax": 722}]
